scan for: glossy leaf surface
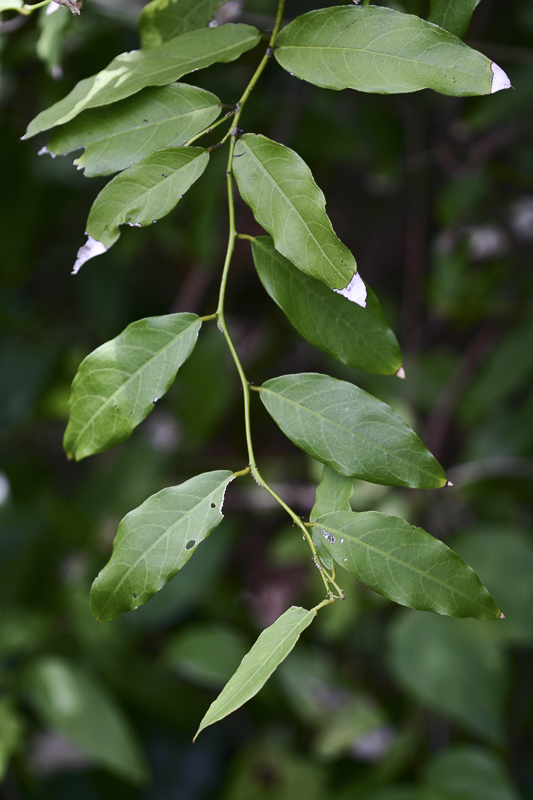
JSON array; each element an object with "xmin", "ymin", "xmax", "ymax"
[
  {"xmin": 311, "ymin": 465, "xmax": 354, "ymax": 571},
  {"xmin": 428, "ymin": 0, "xmax": 482, "ymax": 38},
  {"xmin": 139, "ymin": 0, "xmax": 225, "ymax": 49},
  {"xmin": 251, "ymin": 236, "xmax": 401, "ymax": 373},
  {"xmin": 24, "ymin": 656, "xmax": 147, "ymax": 783},
  {"xmin": 48, "ymin": 84, "xmax": 221, "ymax": 177},
  {"xmin": 25, "ymin": 24, "xmax": 260, "ymax": 137},
  {"xmin": 315, "ymin": 511, "xmax": 500, "ymax": 618},
  {"xmin": 260, "ymin": 373, "xmax": 447, "ymax": 489},
  {"xmin": 234, "ymin": 136, "xmax": 365, "ymax": 304},
  {"xmin": 275, "ymin": 6, "xmax": 509, "ymax": 97},
  {"xmin": 64, "ymin": 313, "xmax": 201, "ymax": 460},
  {"xmin": 195, "ymin": 606, "xmax": 316, "ymax": 738},
  {"xmin": 90, "ymin": 470, "xmax": 234, "ymax": 622}
]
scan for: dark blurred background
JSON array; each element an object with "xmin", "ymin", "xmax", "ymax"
[{"xmin": 1, "ymin": 0, "xmax": 533, "ymax": 797}]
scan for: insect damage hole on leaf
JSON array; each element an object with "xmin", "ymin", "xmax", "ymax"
[
  {"xmin": 333, "ymin": 272, "xmax": 367, "ymax": 307},
  {"xmin": 490, "ymin": 63, "xmax": 512, "ymax": 94}
]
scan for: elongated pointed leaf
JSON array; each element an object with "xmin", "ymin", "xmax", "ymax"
[
  {"xmin": 311, "ymin": 466, "xmax": 354, "ymax": 570},
  {"xmin": 24, "ymin": 24, "xmax": 260, "ymax": 138},
  {"xmin": 139, "ymin": 0, "xmax": 225, "ymax": 49},
  {"xmin": 251, "ymin": 236, "xmax": 401, "ymax": 373},
  {"xmin": 428, "ymin": 0, "xmax": 483, "ymax": 38},
  {"xmin": 64, "ymin": 313, "xmax": 201, "ymax": 460},
  {"xmin": 195, "ymin": 606, "xmax": 316, "ymax": 738},
  {"xmin": 47, "ymin": 84, "xmax": 221, "ymax": 177},
  {"xmin": 74, "ymin": 148, "xmax": 208, "ymax": 271},
  {"xmin": 24, "ymin": 656, "xmax": 148, "ymax": 783},
  {"xmin": 275, "ymin": 6, "xmax": 510, "ymax": 97},
  {"xmin": 261, "ymin": 373, "xmax": 446, "ymax": 489},
  {"xmin": 91, "ymin": 470, "xmax": 234, "ymax": 622},
  {"xmin": 315, "ymin": 511, "xmax": 500, "ymax": 619},
  {"xmin": 233, "ymin": 135, "xmax": 366, "ymax": 306}
]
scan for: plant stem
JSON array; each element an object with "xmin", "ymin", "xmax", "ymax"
[{"xmin": 20, "ymin": 0, "xmax": 52, "ymax": 13}]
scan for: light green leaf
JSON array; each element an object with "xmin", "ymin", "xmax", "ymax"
[
  {"xmin": 90, "ymin": 470, "xmax": 234, "ymax": 622},
  {"xmin": 251, "ymin": 236, "xmax": 401, "ymax": 373},
  {"xmin": 315, "ymin": 511, "xmax": 501, "ymax": 619},
  {"xmin": 389, "ymin": 611, "xmax": 508, "ymax": 744},
  {"xmin": 162, "ymin": 623, "xmax": 249, "ymax": 688},
  {"xmin": 195, "ymin": 606, "xmax": 316, "ymax": 738},
  {"xmin": 24, "ymin": 656, "xmax": 147, "ymax": 783},
  {"xmin": 233, "ymin": 135, "xmax": 366, "ymax": 305},
  {"xmin": 24, "ymin": 24, "xmax": 260, "ymax": 138},
  {"xmin": 260, "ymin": 373, "xmax": 447, "ymax": 489},
  {"xmin": 0, "ymin": 0, "xmax": 23, "ymax": 10},
  {"xmin": 275, "ymin": 6, "xmax": 510, "ymax": 97},
  {"xmin": 311, "ymin": 465, "xmax": 354, "ymax": 571},
  {"xmin": 139, "ymin": 0, "xmax": 225, "ymax": 49},
  {"xmin": 74, "ymin": 148, "xmax": 208, "ymax": 271},
  {"xmin": 47, "ymin": 84, "xmax": 221, "ymax": 177},
  {"xmin": 428, "ymin": 0, "xmax": 483, "ymax": 38},
  {"xmin": 424, "ymin": 745, "xmax": 520, "ymax": 800},
  {"xmin": 64, "ymin": 313, "xmax": 201, "ymax": 460}
]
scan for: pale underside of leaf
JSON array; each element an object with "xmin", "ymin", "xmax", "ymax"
[
  {"xmin": 90, "ymin": 470, "xmax": 234, "ymax": 622},
  {"xmin": 233, "ymin": 134, "xmax": 366, "ymax": 305},
  {"xmin": 194, "ymin": 606, "xmax": 316, "ymax": 738},
  {"xmin": 316, "ymin": 511, "xmax": 501, "ymax": 619},
  {"xmin": 64, "ymin": 313, "xmax": 201, "ymax": 460},
  {"xmin": 139, "ymin": 0, "xmax": 225, "ymax": 49},
  {"xmin": 47, "ymin": 83, "xmax": 221, "ymax": 177},
  {"xmin": 260, "ymin": 373, "xmax": 447, "ymax": 489},
  {"xmin": 275, "ymin": 6, "xmax": 510, "ymax": 97},
  {"xmin": 24, "ymin": 24, "xmax": 260, "ymax": 138}
]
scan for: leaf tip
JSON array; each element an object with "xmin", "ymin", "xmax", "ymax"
[
  {"xmin": 445, "ymin": 480, "xmax": 454, "ymax": 487},
  {"xmin": 396, "ymin": 366, "xmax": 406, "ymax": 380},
  {"xmin": 333, "ymin": 272, "xmax": 367, "ymax": 307},
  {"xmin": 490, "ymin": 62, "xmax": 512, "ymax": 94},
  {"xmin": 72, "ymin": 235, "xmax": 108, "ymax": 275},
  {"xmin": 499, "ymin": 611, "xmax": 506, "ymax": 619}
]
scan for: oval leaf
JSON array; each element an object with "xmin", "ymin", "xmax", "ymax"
[
  {"xmin": 64, "ymin": 313, "xmax": 201, "ymax": 460},
  {"xmin": 74, "ymin": 148, "xmax": 208, "ymax": 271},
  {"xmin": 260, "ymin": 373, "xmax": 446, "ymax": 489},
  {"xmin": 428, "ymin": 0, "xmax": 483, "ymax": 38},
  {"xmin": 194, "ymin": 606, "xmax": 316, "ymax": 739},
  {"xmin": 139, "ymin": 0, "xmax": 225, "ymax": 49},
  {"xmin": 233, "ymin": 135, "xmax": 366, "ymax": 305},
  {"xmin": 424, "ymin": 745, "xmax": 520, "ymax": 800},
  {"xmin": 311, "ymin": 465, "xmax": 354, "ymax": 571},
  {"xmin": 315, "ymin": 511, "xmax": 501, "ymax": 619},
  {"xmin": 275, "ymin": 6, "xmax": 510, "ymax": 97},
  {"xmin": 90, "ymin": 470, "xmax": 234, "ymax": 622},
  {"xmin": 24, "ymin": 24, "xmax": 260, "ymax": 138},
  {"xmin": 47, "ymin": 84, "xmax": 221, "ymax": 177},
  {"xmin": 251, "ymin": 236, "xmax": 401, "ymax": 374}
]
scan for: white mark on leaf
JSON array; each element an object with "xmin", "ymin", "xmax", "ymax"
[
  {"xmin": 72, "ymin": 235, "xmax": 108, "ymax": 275},
  {"xmin": 396, "ymin": 366, "xmax": 406, "ymax": 380},
  {"xmin": 38, "ymin": 146, "xmax": 56, "ymax": 158},
  {"xmin": 490, "ymin": 63, "xmax": 511, "ymax": 94},
  {"xmin": 333, "ymin": 272, "xmax": 367, "ymax": 307},
  {"xmin": 321, "ymin": 529, "xmax": 336, "ymax": 544}
]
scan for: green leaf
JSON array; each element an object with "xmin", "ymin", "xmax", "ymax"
[
  {"xmin": 74, "ymin": 148, "xmax": 208, "ymax": 271},
  {"xmin": 64, "ymin": 313, "xmax": 201, "ymax": 460},
  {"xmin": 310, "ymin": 465, "xmax": 354, "ymax": 571},
  {"xmin": 90, "ymin": 470, "xmax": 234, "ymax": 622},
  {"xmin": 139, "ymin": 0, "xmax": 225, "ymax": 49},
  {"xmin": 251, "ymin": 236, "xmax": 401, "ymax": 374},
  {"xmin": 428, "ymin": 0, "xmax": 483, "ymax": 38},
  {"xmin": 0, "ymin": 699, "xmax": 24, "ymax": 782},
  {"xmin": 194, "ymin": 606, "xmax": 316, "ymax": 739},
  {"xmin": 315, "ymin": 511, "xmax": 501, "ymax": 619},
  {"xmin": 260, "ymin": 373, "xmax": 447, "ymax": 489},
  {"xmin": 36, "ymin": 4, "xmax": 70, "ymax": 77},
  {"xmin": 162, "ymin": 623, "xmax": 249, "ymax": 688},
  {"xmin": 47, "ymin": 84, "xmax": 221, "ymax": 177},
  {"xmin": 24, "ymin": 656, "xmax": 147, "ymax": 783},
  {"xmin": 424, "ymin": 745, "xmax": 520, "ymax": 800},
  {"xmin": 275, "ymin": 6, "xmax": 510, "ymax": 97},
  {"xmin": 389, "ymin": 611, "xmax": 508, "ymax": 744},
  {"xmin": 24, "ymin": 24, "xmax": 260, "ymax": 138},
  {"xmin": 233, "ymin": 136, "xmax": 366, "ymax": 306},
  {"xmin": 0, "ymin": 0, "xmax": 23, "ymax": 10}
]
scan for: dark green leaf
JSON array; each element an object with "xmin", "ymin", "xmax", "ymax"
[
  {"xmin": 64, "ymin": 313, "xmax": 201, "ymax": 460},
  {"xmin": 234, "ymin": 136, "xmax": 366, "ymax": 305},
  {"xmin": 0, "ymin": 699, "xmax": 24, "ymax": 782},
  {"xmin": 139, "ymin": 0, "xmax": 225, "ymax": 49},
  {"xmin": 194, "ymin": 606, "xmax": 316, "ymax": 738},
  {"xmin": 24, "ymin": 24, "xmax": 260, "ymax": 137},
  {"xmin": 428, "ymin": 0, "xmax": 483, "ymax": 38},
  {"xmin": 90, "ymin": 470, "xmax": 234, "ymax": 622},
  {"xmin": 275, "ymin": 6, "xmax": 510, "ymax": 97},
  {"xmin": 310, "ymin": 465, "xmax": 354, "ymax": 570},
  {"xmin": 424, "ymin": 745, "xmax": 520, "ymax": 800},
  {"xmin": 315, "ymin": 511, "xmax": 501, "ymax": 619},
  {"xmin": 251, "ymin": 236, "xmax": 401, "ymax": 374},
  {"xmin": 260, "ymin": 373, "xmax": 447, "ymax": 489},
  {"xmin": 47, "ymin": 84, "xmax": 221, "ymax": 176},
  {"xmin": 163, "ymin": 623, "xmax": 249, "ymax": 688}
]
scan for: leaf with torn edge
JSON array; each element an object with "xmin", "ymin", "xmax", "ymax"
[
  {"xmin": 316, "ymin": 511, "xmax": 501, "ymax": 619},
  {"xmin": 311, "ymin": 465, "xmax": 354, "ymax": 571},
  {"xmin": 90, "ymin": 470, "xmax": 234, "ymax": 622},
  {"xmin": 260, "ymin": 373, "xmax": 447, "ymax": 489},
  {"xmin": 428, "ymin": 0, "xmax": 483, "ymax": 39},
  {"xmin": 24, "ymin": 24, "xmax": 260, "ymax": 138},
  {"xmin": 139, "ymin": 0, "xmax": 225, "ymax": 49},
  {"xmin": 251, "ymin": 236, "xmax": 401, "ymax": 374},
  {"xmin": 194, "ymin": 606, "xmax": 316, "ymax": 739},
  {"xmin": 64, "ymin": 313, "xmax": 201, "ymax": 460},
  {"xmin": 46, "ymin": 84, "xmax": 221, "ymax": 177},
  {"xmin": 73, "ymin": 147, "xmax": 208, "ymax": 272},
  {"xmin": 233, "ymin": 135, "xmax": 366, "ymax": 306},
  {"xmin": 275, "ymin": 6, "xmax": 510, "ymax": 97}
]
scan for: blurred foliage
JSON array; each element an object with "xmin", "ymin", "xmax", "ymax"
[{"xmin": 1, "ymin": 0, "xmax": 533, "ymax": 797}]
